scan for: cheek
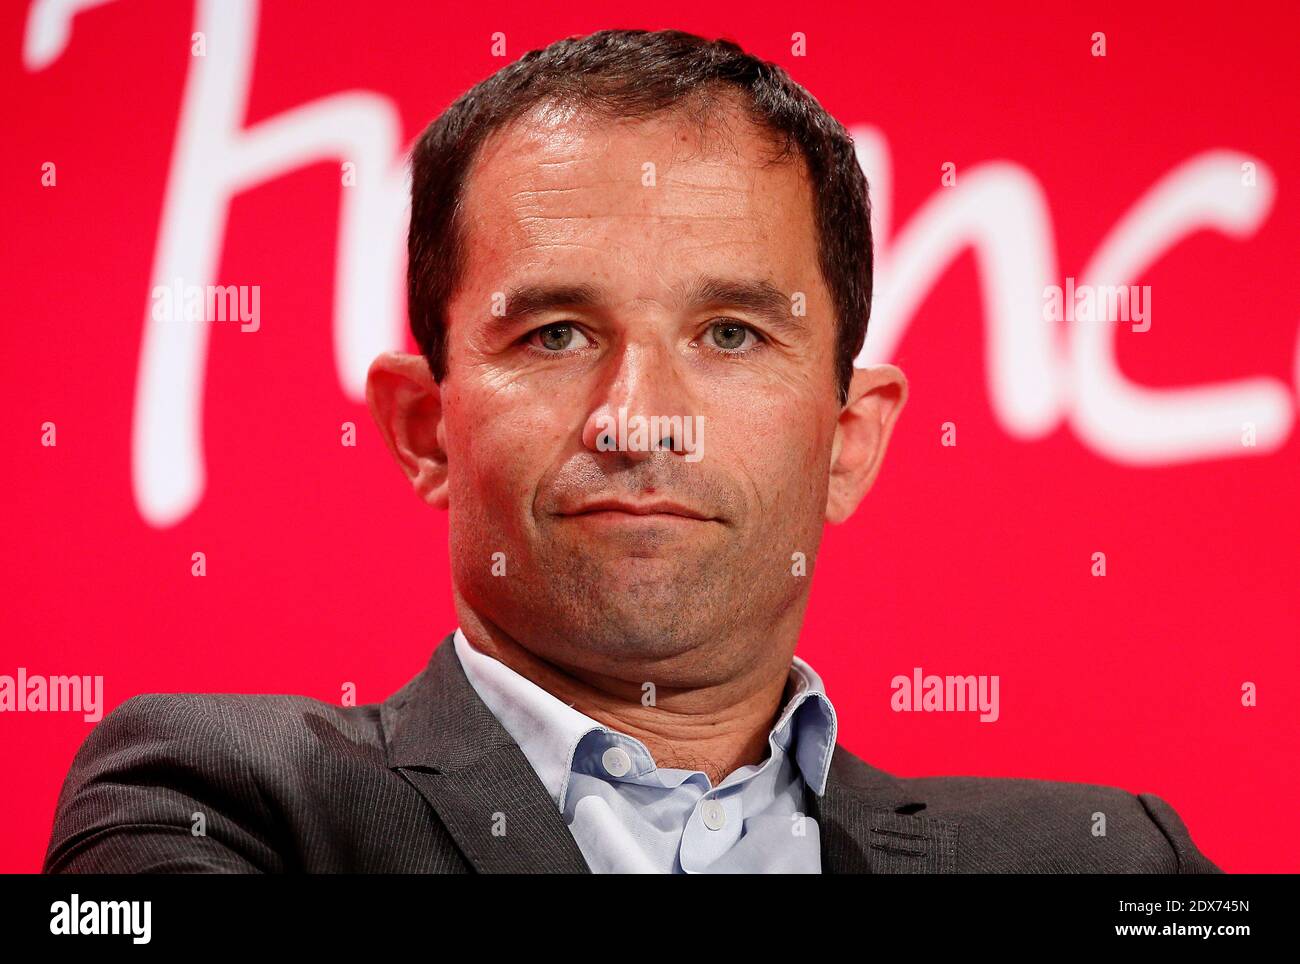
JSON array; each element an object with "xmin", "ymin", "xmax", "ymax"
[
  {"xmin": 445, "ymin": 382, "xmax": 564, "ymax": 515},
  {"xmin": 720, "ymin": 387, "xmax": 827, "ymax": 455},
  {"xmin": 718, "ymin": 401, "xmax": 831, "ymax": 508}
]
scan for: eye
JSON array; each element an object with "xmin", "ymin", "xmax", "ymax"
[
  {"xmin": 703, "ymin": 320, "xmax": 762, "ymax": 353},
  {"xmin": 529, "ymin": 323, "xmax": 591, "ymax": 353}
]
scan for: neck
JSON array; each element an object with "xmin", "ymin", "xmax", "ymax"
[{"xmin": 452, "ymin": 603, "xmax": 804, "ymax": 786}]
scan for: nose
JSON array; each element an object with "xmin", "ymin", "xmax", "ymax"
[{"xmin": 581, "ymin": 341, "xmax": 690, "ymax": 461}]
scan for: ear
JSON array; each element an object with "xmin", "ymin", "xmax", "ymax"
[
  {"xmin": 365, "ymin": 351, "xmax": 449, "ymax": 509},
  {"xmin": 826, "ymin": 364, "xmax": 908, "ymax": 524}
]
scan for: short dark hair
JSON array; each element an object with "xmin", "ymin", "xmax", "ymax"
[{"xmin": 407, "ymin": 28, "xmax": 872, "ymax": 405}]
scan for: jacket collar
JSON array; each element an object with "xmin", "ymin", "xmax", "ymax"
[
  {"xmin": 383, "ymin": 632, "xmax": 959, "ymax": 873},
  {"xmin": 383, "ymin": 633, "xmax": 591, "ymax": 873}
]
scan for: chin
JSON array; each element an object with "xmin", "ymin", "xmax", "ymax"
[{"xmin": 550, "ymin": 608, "xmax": 713, "ymax": 661}]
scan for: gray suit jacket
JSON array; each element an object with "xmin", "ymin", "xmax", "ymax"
[{"xmin": 43, "ymin": 632, "xmax": 1221, "ymax": 873}]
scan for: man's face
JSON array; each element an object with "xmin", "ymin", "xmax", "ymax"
[{"xmin": 439, "ymin": 100, "xmax": 844, "ymax": 682}]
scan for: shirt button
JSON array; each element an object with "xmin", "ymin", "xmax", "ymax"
[
  {"xmin": 701, "ymin": 799, "xmax": 727, "ymax": 831},
  {"xmin": 601, "ymin": 746, "xmax": 632, "ymax": 778}
]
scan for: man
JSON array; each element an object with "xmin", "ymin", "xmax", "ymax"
[{"xmin": 44, "ymin": 29, "xmax": 1219, "ymax": 874}]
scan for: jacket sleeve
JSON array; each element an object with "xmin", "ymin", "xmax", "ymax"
[
  {"xmin": 43, "ymin": 694, "xmax": 284, "ymax": 873},
  {"xmin": 1136, "ymin": 792, "xmax": 1223, "ymax": 873}
]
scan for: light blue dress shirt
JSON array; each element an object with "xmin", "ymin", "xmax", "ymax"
[{"xmin": 452, "ymin": 627, "xmax": 838, "ymax": 873}]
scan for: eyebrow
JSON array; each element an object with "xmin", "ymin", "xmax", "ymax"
[
  {"xmin": 685, "ymin": 276, "xmax": 804, "ymax": 335},
  {"xmin": 501, "ymin": 283, "xmax": 603, "ymax": 321},
  {"xmin": 491, "ymin": 275, "xmax": 807, "ymax": 336}
]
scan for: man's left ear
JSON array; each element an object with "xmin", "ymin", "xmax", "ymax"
[{"xmin": 826, "ymin": 364, "xmax": 908, "ymax": 524}]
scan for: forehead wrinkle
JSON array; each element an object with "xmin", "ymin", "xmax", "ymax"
[{"xmin": 456, "ymin": 107, "xmax": 823, "ymax": 333}]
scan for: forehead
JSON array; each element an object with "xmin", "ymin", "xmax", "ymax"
[{"xmin": 454, "ymin": 99, "xmax": 823, "ymax": 302}]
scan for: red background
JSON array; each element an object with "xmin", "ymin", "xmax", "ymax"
[{"xmin": 2, "ymin": 0, "xmax": 1297, "ymax": 872}]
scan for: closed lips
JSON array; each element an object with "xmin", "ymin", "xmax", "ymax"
[{"xmin": 564, "ymin": 500, "xmax": 712, "ymax": 520}]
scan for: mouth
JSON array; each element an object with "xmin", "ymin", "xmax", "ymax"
[{"xmin": 558, "ymin": 499, "xmax": 717, "ymax": 523}]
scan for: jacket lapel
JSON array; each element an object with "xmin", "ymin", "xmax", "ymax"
[
  {"xmin": 810, "ymin": 747, "xmax": 960, "ymax": 873},
  {"xmin": 382, "ymin": 633, "xmax": 591, "ymax": 874},
  {"xmin": 385, "ymin": 632, "xmax": 959, "ymax": 874}
]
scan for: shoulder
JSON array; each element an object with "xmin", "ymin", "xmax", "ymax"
[
  {"xmin": 72, "ymin": 690, "xmax": 387, "ymax": 771},
  {"xmin": 44, "ymin": 691, "xmax": 394, "ymax": 872},
  {"xmin": 828, "ymin": 747, "xmax": 1221, "ymax": 873}
]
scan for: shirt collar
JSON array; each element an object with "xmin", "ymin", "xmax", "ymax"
[
  {"xmin": 774, "ymin": 654, "xmax": 838, "ymax": 795},
  {"xmin": 452, "ymin": 627, "xmax": 839, "ymax": 806}
]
